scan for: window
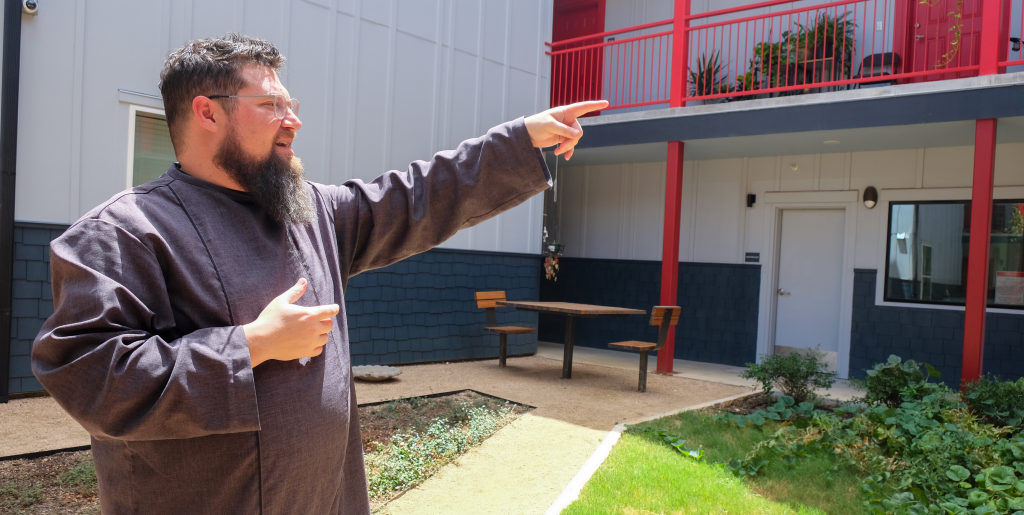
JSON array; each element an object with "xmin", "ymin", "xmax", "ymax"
[
  {"xmin": 128, "ymin": 106, "xmax": 176, "ymax": 187},
  {"xmin": 885, "ymin": 201, "xmax": 1024, "ymax": 309}
]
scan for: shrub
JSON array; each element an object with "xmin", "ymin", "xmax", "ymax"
[
  {"xmin": 741, "ymin": 349, "xmax": 836, "ymax": 404},
  {"xmin": 963, "ymin": 375, "xmax": 1024, "ymax": 427},
  {"xmin": 852, "ymin": 355, "xmax": 941, "ymax": 408}
]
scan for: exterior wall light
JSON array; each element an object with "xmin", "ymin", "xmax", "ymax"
[{"xmin": 863, "ymin": 186, "xmax": 878, "ymax": 209}]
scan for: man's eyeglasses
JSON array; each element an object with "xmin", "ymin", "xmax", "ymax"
[{"xmin": 206, "ymin": 94, "xmax": 300, "ymax": 120}]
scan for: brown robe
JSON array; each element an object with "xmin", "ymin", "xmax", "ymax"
[{"xmin": 31, "ymin": 119, "xmax": 550, "ymax": 514}]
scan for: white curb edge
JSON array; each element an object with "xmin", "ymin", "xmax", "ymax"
[
  {"xmin": 543, "ymin": 423, "xmax": 626, "ymax": 515},
  {"xmin": 543, "ymin": 390, "xmax": 759, "ymax": 515}
]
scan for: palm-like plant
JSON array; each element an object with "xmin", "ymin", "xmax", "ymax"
[{"xmin": 689, "ymin": 51, "xmax": 730, "ymax": 98}]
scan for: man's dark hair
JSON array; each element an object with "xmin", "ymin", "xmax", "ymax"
[{"xmin": 159, "ymin": 33, "xmax": 284, "ymax": 152}]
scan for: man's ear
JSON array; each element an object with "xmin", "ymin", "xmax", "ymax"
[{"xmin": 192, "ymin": 96, "xmax": 221, "ymax": 133}]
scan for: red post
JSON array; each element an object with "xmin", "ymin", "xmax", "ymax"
[
  {"xmin": 658, "ymin": 0, "xmax": 690, "ymax": 375},
  {"xmin": 978, "ymin": 0, "xmax": 1005, "ymax": 75},
  {"xmin": 658, "ymin": 141, "xmax": 684, "ymax": 375},
  {"xmin": 962, "ymin": 118, "xmax": 998, "ymax": 387},
  {"xmin": 670, "ymin": 0, "xmax": 691, "ymax": 108}
]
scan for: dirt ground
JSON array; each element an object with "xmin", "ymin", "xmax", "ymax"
[
  {"xmin": 0, "ymin": 399, "xmax": 89, "ymax": 459},
  {"xmin": 354, "ymin": 355, "xmax": 752, "ymax": 431}
]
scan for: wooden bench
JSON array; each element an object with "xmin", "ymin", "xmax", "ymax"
[
  {"xmin": 608, "ymin": 306, "xmax": 680, "ymax": 392},
  {"xmin": 475, "ymin": 291, "xmax": 536, "ymax": 367}
]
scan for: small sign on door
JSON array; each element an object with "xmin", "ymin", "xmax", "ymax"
[{"xmin": 995, "ymin": 271, "xmax": 1024, "ymax": 306}]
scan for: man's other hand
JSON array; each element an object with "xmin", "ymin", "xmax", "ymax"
[
  {"xmin": 524, "ymin": 100, "xmax": 609, "ymax": 161},
  {"xmin": 243, "ymin": 278, "xmax": 339, "ymax": 367}
]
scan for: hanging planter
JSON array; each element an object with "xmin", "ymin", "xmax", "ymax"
[{"xmin": 542, "ymin": 226, "xmax": 563, "ymax": 281}]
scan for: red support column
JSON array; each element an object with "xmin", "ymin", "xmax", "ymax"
[
  {"xmin": 657, "ymin": 141, "xmax": 684, "ymax": 375},
  {"xmin": 658, "ymin": 0, "xmax": 690, "ymax": 375},
  {"xmin": 669, "ymin": 0, "xmax": 690, "ymax": 108},
  {"xmin": 979, "ymin": 0, "xmax": 1005, "ymax": 75},
  {"xmin": 962, "ymin": 118, "xmax": 998, "ymax": 387}
]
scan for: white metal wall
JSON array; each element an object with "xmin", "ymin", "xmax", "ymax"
[
  {"xmin": 555, "ymin": 142, "xmax": 1024, "ymax": 267},
  {"xmin": 13, "ymin": 0, "xmax": 552, "ymax": 255}
]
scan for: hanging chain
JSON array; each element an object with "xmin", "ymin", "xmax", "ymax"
[{"xmin": 553, "ymin": 149, "xmax": 559, "ymax": 203}]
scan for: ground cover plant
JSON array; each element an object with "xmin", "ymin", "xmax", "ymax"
[
  {"xmin": 360, "ymin": 390, "xmax": 529, "ymax": 511},
  {"xmin": 720, "ymin": 356, "xmax": 1024, "ymax": 515},
  {"xmin": 1, "ymin": 390, "xmax": 527, "ymax": 514}
]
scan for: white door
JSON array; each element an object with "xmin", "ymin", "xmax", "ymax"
[{"xmin": 774, "ymin": 209, "xmax": 845, "ymax": 369}]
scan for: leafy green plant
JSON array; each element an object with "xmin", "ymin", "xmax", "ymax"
[
  {"xmin": 640, "ymin": 428, "xmax": 705, "ymax": 460},
  {"xmin": 714, "ymin": 394, "xmax": 822, "ymax": 429},
  {"xmin": 964, "ymin": 376, "xmax": 1024, "ymax": 427},
  {"xmin": 921, "ymin": 0, "xmax": 965, "ymax": 68},
  {"xmin": 689, "ymin": 51, "xmax": 730, "ymax": 98},
  {"xmin": 58, "ymin": 460, "xmax": 98, "ymax": 496},
  {"xmin": 852, "ymin": 355, "xmax": 942, "ymax": 408},
  {"xmin": 796, "ymin": 12, "xmax": 857, "ymax": 79},
  {"xmin": 742, "ymin": 349, "xmax": 836, "ymax": 404}
]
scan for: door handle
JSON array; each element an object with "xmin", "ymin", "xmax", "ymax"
[
  {"xmin": 777, "ymin": 289, "xmax": 790, "ymax": 296},
  {"xmin": 916, "ymin": 34, "xmax": 924, "ymax": 40}
]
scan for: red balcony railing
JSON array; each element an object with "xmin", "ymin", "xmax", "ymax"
[
  {"xmin": 547, "ymin": 0, "xmax": 1020, "ymax": 111},
  {"xmin": 549, "ymin": 20, "xmax": 675, "ymax": 110}
]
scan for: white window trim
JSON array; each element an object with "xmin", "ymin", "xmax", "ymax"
[
  {"xmin": 874, "ymin": 186, "xmax": 1024, "ymax": 315},
  {"xmin": 126, "ymin": 104, "xmax": 168, "ymax": 189}
]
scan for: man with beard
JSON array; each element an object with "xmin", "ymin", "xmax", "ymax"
[{"xmin": 31, "ymin": 33, "xmax": 606, "ymax": 514}]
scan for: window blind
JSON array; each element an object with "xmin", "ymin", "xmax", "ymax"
[{"xmin": 132, "ymin": 111, "xmax": 176, "ymax": 186}]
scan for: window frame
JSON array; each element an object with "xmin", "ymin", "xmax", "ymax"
[
  {"xmin": 126, "ymin": 104, "xmax": 169, "ymax": 189},
  {"xmin": 875, "ymin": 186, "xmax": 1024, "ymax": 314}
]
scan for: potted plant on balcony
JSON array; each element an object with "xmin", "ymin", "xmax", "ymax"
[
  {"xmin": 793, "ymin": 12, "xmax": 857, "ymax": 85},
  {"xmin": 689, "ymin": 51, "xmax": 732, "ymax": 104}
]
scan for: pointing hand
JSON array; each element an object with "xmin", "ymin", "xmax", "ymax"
[{"xmin": 524, "ymin": 100, "xmax": 609, "ymax": 160}]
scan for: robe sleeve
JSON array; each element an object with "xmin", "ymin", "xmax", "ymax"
[
  {"xmin": 320, "ymin": 117, "xmax": 551, "ymax": 279},
  {"xmin": 31, "ymin": 219, "xmax": 261, "ymax": 441}
]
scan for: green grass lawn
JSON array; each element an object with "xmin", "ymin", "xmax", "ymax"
[{"xmin": 562, "ymin": 409, "xmax": 867, "ymax": 515}]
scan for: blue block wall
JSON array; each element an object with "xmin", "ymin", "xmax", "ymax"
[
  {"xmin": 850, "ymin": 269, "xmax": 1024, "ymax": 385},
  {"xmin": 538, "ymin": 257, "xmax": 760, "ymax": 367},
  {"xmin": 7, "ymin": 223, "xmax": 64, "ymax": 395},
  {"xmin": 6, "ymin": 221, "xmax": 541, "ymax": 393},
  {"xmin": 342, "ymin": 248, "xmax": 541, "ymax": 365}
]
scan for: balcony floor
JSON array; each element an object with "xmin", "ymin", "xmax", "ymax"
[{"xmin": 568, "ymin": 72, "xmax": 1024, "ymax": 163}]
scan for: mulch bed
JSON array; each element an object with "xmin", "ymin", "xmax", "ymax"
[
  {"xmin": 358, "ymin": 390, "xmax": 531, "ymax": 451},
  {"xmin": 0, "ymin": 450, "xmax": 97, "ymax": 515},
  {"xmin": 0, "ymin": 390, "xmax": 529, "ymax": 514}
]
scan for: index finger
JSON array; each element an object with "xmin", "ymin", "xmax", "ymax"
[{"xmin": 561, "ymin": 100, "xmax": 609, "ymax": 118}]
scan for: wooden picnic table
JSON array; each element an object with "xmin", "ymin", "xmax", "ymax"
[{"xmin": 496, "ymin": 301, "xmax": 645, "ymax": 379}]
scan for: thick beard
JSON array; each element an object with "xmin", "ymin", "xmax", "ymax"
[{"xmin": 214, "ymin": 127, "xmax": 316, "ymax": 225}]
